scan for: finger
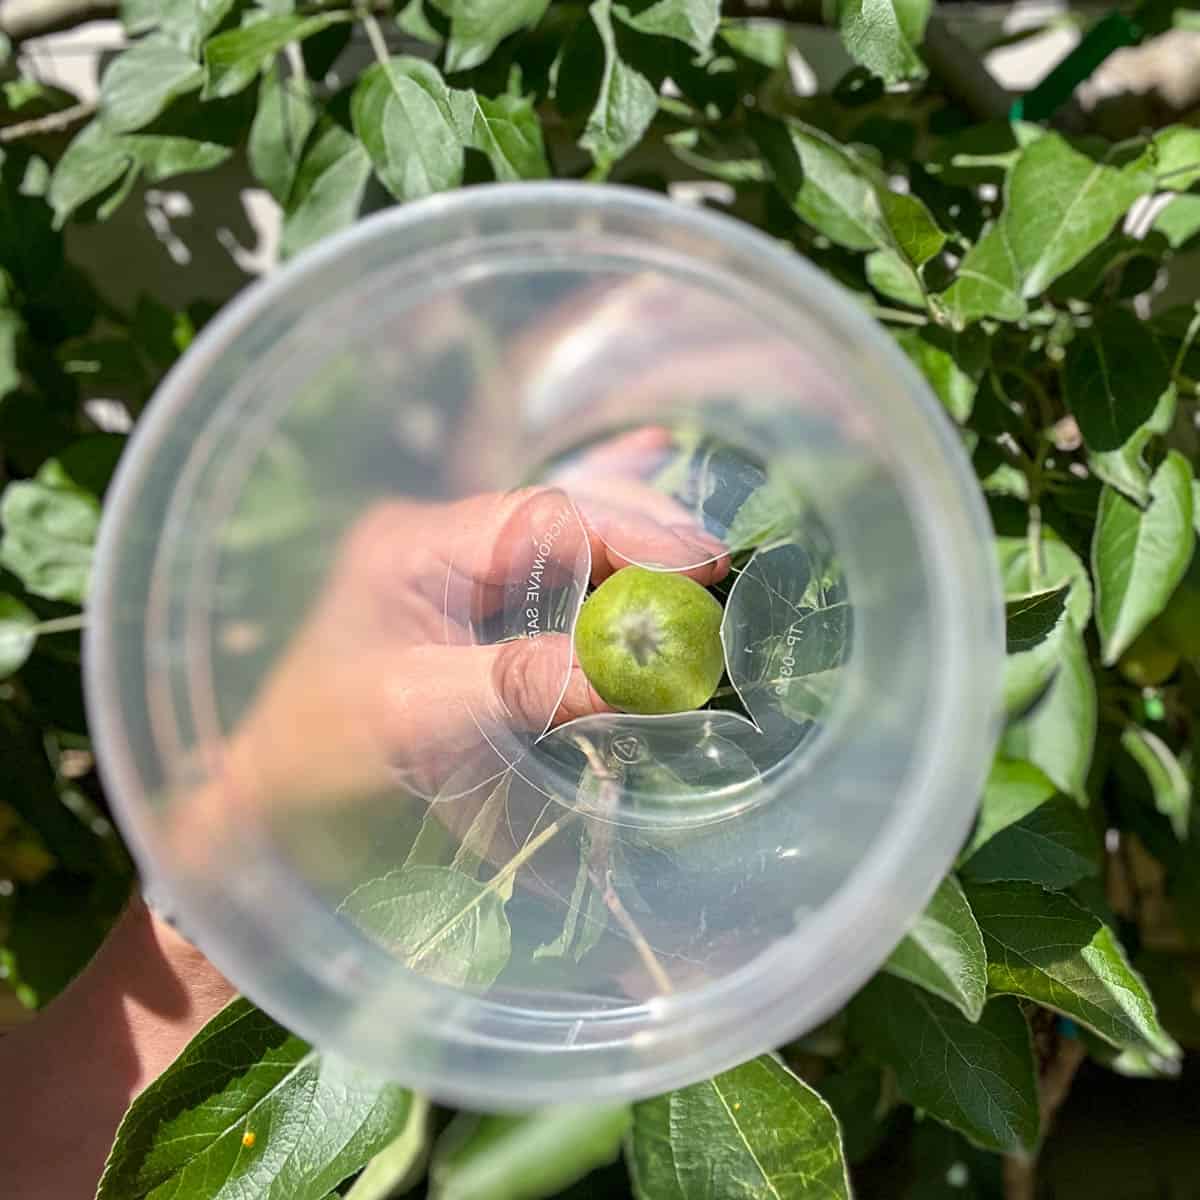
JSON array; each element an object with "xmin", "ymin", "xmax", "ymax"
[
  {"xmin": 484, "ymin": 635, "xmax": 612, "ymax": 731},
  {"xmin": 582, "ymin": 499, "xmax": 729, "ymax": 586}
]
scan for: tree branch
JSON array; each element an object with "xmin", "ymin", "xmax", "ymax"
[
  {"xmin": 0, "ymin": 98, "xmax": 94, "ymax": 141},
  {"xmin": 922, "ymin": 13, "xmax": 1013, "ymax": 122},
  {"xmin": 1004, "ymin": 1033, "xmax": 1087, "ymax": 1200},
  {"xmin": 722, "ymin": 1, "xmax": 1013, "ymax": 125},
  {"xmin": 0, "ymin": 0, "xmax": 118, "ymax": 43}
]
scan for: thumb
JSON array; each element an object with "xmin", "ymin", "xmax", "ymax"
[
  {"xmin": 387, "ymin": 635, "xmax": 607, "ymax": 738},
  {"xmin": 373, "ymin": 635, "xmax": 610, "ymax": 795},
  {"xmin": 482, "ymin": 633, "xmax": 612, "ymax": 732}
]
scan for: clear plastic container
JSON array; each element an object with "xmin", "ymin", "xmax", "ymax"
[{"xmin": 85, "ymin": 182, "xmax": 1002, "ymax": 1107}]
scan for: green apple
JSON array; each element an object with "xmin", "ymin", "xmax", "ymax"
[{"xmin": 574, "ymin": 566, "xmax": 725, "ymax": 715}]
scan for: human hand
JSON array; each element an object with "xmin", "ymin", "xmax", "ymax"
[{"xmin": 195, "ymin": 431, "xmax": 729, "ymax": 831}]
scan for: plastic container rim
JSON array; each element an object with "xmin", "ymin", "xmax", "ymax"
[{"xmin": 84, "ymin": 181, "xmax": 1003, "ymax": 1105}]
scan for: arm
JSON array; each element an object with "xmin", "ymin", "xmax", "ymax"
[{"xmin": 0, "ymin": 895, "xmax": 235, "ymax": 1200}]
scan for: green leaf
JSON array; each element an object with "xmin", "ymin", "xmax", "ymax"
[
  {"xmin": 338, "ymin": 864, "xmax": 512, "ymax": 988},
  {"xmin": 0, "ymin": 305, "xmax": 22, "ymax": 399},
  {"xmin": 961, "ymin": 794, "xmax": 1098, "ymax": 889},
  {"xmin": 0, "ymin": 593, "xmax": 37, "ymax": 678},
  {"xmin": 1078, "ymin": 1026, "xmax": 1181, "ymax": 1080},
  {"xmin": 96, "ymin": 999, "xmax": 415, "ymax": 1200},
  {"xmin": 1005, "ymin": 583, "xmax": 1071, "ymax": 654},
  {"xmin": 614, "ymin": 0, "xmax": 721, "ymax": 54},
  {"xmin": 941, "ymin": 220, "xmax": 1025, "ymax": 325},
  {"xmin": 964, "ymin": 758, "xmax": 1057, "ymax": 862},
  {"xmin": 1152, "ymin": 194, "xmax": 1200, "ymax": 249},
  {"xmin": 753, "ymin": 116, "xmax": 887, "ymax": 252},
  {"xmin": 48, "ymin": 115, "xmax": 238, "ymax": 228},
  {"xmin": 722, "ymin": 540, "xmax": 850, "ymax": 729},
  {"xmin": 352, "ymin": 58, "xmax": 466, "ymax": 201},
  {"xmin": 281, "ymin": 117, "xmax": 372, "ymax": 258},
  {"xmin": 813, "ymin": 1062, "xmax": 890, "ymax": 1165},
  {"xmin": 1151, "ymin": 125, "xmax": 1200, "ymax": 191},
  {"xmin": 942, "ymin": 134, "xmax": 1150, "ymax": 325},
  {"xmin": 1063, "ymin": 309, "xmax": 1172, "ymax": 452},
  {"xmin": 121, "ymin": 0, "xmax": 237, "ymax": 52},
  {"xmin": 1093, "ymin": 451, "xmax": 1195, "ymax": 665},
  {"xmin": 440, "ymin": 0, "xmax": 552, "ymax": 74},
  {"xmin": 204, "ymin": 12, "xmax": 353, "ymax": 100},
  {"xmin": 1002, "ymin": 591, "xmax": 1072, "ymax": 716},
  {"xmin": 719, "ymin": 18, "xmax": 788, "ymax": 67},
  {"xmin": 965, "ymin": 880, "xmax": 1182, "ymax": 1062},
  {"xmin": 1087, "ymin": 386, "xmax": 1176, "ymax": 506},
  {"xmin": 666, "ymin": 126, "xmax": 766, "ymax": 183},
  {"xmin": 754, "ymin": 115, "xmax": 944, "ymax": 267},
  {"xmin": 351, "ymin": 60, "xmax": 548, "ymax": 200},
  {"xmin": 580, "ymin": 0, "xmax": 658, "ymax": 172},
  {"xmin": 430, "ymin": 1105, "xmax": 631, "ymax": 1200},
  {"xmin": 722, "ymin": 476, "xmax": 804, "ymax": 554},
  {"xmin": 398, "ymin": 0, "xmax": 447, "ymax": 45},
  {"xmin": 249, "ymin": 66, "xmax": 318, "ymax": 203},
  {"xmin": 883, "ymin": 874, "xmax": 987, "ymax": 1020},
  {"xmin": 57, "ymin": 435, "xmax": 128, "ymax": 499},
  {"xmin": 850, "ymin": 975, "xmax": 1039, "ymax": 1154},
  {"xmin": 996, "ymin": 535, "xmax": 1092, "ymax": 632},
  {"xmin": 343, "ymin": 1096, "xmax": 430, "ymax": 1200},
  {"xmin": 2, "ymin": 869, "xmax": 129, "ymax": 1007},
  {"xmin": 893, "ymin": 326, "xmax": 986, "ymax": 424},
  {"xmin": 46, "ymin": 120, "xmax": 151, "ymax": 226},
  {"xmin": 534, "ymin": 823, "xmax": 608, "ymax": 962},
  {"xmin": 993, "ymin": 535, "xmax": 1089, "ymax": 710},
  {"xmin": 99, "ymin": 34, "xmax": 204, "ymax": 133},
  {"xmin": 0, "ymin": 705, "xmax": 119, "ymax": 880},
  {"xmin": 837, "ymin": 0, "xmax": 930, "ymax": 84},
  {"xmin": 1001, "ymin": 624, "xmax": 1097, "ymax": 803},
  {"xmin": 628, "ymin": 1055, "xmax": 851, "ymax": 1200},
  {"xmin": 0, "ymin": 459, "xmax": 100, "ymax": 603},
  {"xmin": 1121, "ymin": 726, "xmax": 1191, "ymax": 840},
  {"xmin": 879, "ymin": 188, "xmax": 946, "ymax": 265},
  {"xmin": 865, "ymin": 249, "xmax": 924, "ymax": 308},
  {"xmin": 462, "ymin": 91, "xmax": 550, "ymax": 181}
]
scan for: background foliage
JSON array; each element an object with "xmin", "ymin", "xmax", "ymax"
[{"xmin": 2, "ymin": 0, "xmax": 1200, "ymax": 1197}]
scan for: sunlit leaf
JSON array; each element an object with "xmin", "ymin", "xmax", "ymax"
[
  {"xmin": 97, "ymin": 999, "xmax": 414, "ymax": 1200},
  {"xmin": 1093, "ymin": 452, "xmax": 1195, "ymax": 664},
  {"xmin": 851, "ymin": 975, "xmax": 1039, "ymax": 1154},
  {"xmin": 966, "ymin": 880, "xmax": 1182, "ymax": 1062},
  {"xmin": 884, "ymin": 874, "xmax": 987, "ymax": 1020},
  {"xmin": 629, "ymin": 1056, "xmax": 851, "ymax": 1199}
]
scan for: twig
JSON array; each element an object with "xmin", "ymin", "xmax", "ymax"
[
  {"xmin": 1170, "ymin": 305, "xmax": 1200, "ymax": 384},
  {"xmin": 569, "ymin": 734, "xmax": 674, "ymax": 994},
  {"xmin": 592, "ymin": 865, "xmax": 674, "ymax": 995},
  {"xmin": 1026, "ymin": 502, "xmax": 1044, "ymax": 588},
  {"xmin": 0, "ymin": 100, "xmax": 95, "ymax": 143},
  {"xmin": 862, "ymin": 304, "xmax": 928, "ymax": 326},
  {"xmin": 358, "ymin": 5, "xmax": 392, "ymax": 69},
  {"xmin": 1002, "ymin": 1155, "xmax": 1036, "ymax": 1200},
  {"xmin": 1004, "ymin": 1034, "xmax": 1087, "ymax": 1200},
  {"xmin": 34, "ymin": 613, "xmax": 88, "ymax": 635}
]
